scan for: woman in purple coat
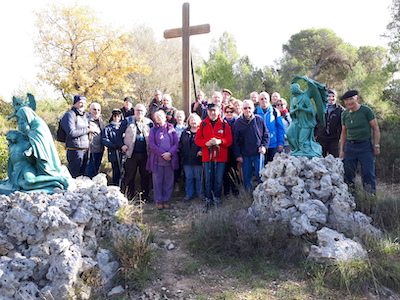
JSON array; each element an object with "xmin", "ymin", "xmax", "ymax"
[{"xmin": 146, "ymin": 110, "xmax": 179, "ymax": 209}]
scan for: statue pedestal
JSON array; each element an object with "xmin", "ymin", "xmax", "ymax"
[{"xmin": 0, "ymin": 181, "xmax": 16, "ymax": 195}]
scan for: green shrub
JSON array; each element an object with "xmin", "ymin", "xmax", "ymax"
[
  {"xmin": 113, "ymin": 228, "xmax": 155, "ymax": 290},
  {"xmin": 0, "ymin": 135, "xmax": 8, "ymax": 180},
  {"xmin": 375, "ymin": 121, "xmax": 400, "ymax": 183},
  {"xmin": 354, "ymin": 188, "xmax": 400, "ymax": 233},
  {"xmin": 306, "ymin": 234, "xmax": 400, "ymax": 295},
  {"xmin": 188, "ymin": 193, "xmax": 305, "ymax": 262}
]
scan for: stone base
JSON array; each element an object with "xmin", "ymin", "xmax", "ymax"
[{"xmin": 0, "ymin": 181, "xmax": 15, "ymax": 195}]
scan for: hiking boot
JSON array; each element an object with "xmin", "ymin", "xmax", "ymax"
[
  {"xmin": 202, "ymin": 200, "xmax": 214, "ymax": 212},
  {"xmin": 183, "ymin": 196, "xmax": 194, "ymax": 202}
]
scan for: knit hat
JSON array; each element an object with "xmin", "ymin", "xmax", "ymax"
[{"xmin": 73, "ymin": 95, "xmax": 86, "ymax": 104}]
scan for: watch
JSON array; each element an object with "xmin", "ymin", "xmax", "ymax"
[{"xmin": 374, "ymin": 144, "xmax": 380, "ymax": 148}]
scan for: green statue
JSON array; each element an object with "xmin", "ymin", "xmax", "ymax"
[
  {"xmin": 0, "ymin": 94, "xmax": 71, "ymax": 195},
  {"xmin": 287, "ymin": 75, "xmax": 328, "ymax": 158}
]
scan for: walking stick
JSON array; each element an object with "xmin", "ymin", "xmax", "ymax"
[{"xmin": 259, "ymin": 152, "xmax": 265, "ymax": 178}]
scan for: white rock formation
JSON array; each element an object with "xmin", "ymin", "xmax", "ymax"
[
  {"xmin": 248, "ymin": 154, "xmax": 381, "ymax": 263},
  {"xmin": 0, "ymin": 173, "xmax": 139, "ymax": 300},
  {"xmin": 307, "ymin": 227, "xmax": 368, "ymax": 264}
]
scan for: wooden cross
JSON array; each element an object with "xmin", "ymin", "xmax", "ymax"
[{"xmin": 164, "ymin": 2, "xmax": 210, "ymax": 116}]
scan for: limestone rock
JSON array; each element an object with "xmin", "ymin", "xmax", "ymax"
[
  {"xmin": 307, "ymin": 227, "xmax": 368, "ymax": 264},
  {"xmin": 0, "ymin": 174, "xmax": 139, "ymax": 299},
  {"xmin": 249, "ymin": 154, "xmax": 380, "ymax": 237}
]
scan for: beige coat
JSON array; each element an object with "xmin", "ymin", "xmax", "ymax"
[{"xmin": 123, "ymin": 116, "xmax": 153, "ymax": 158}]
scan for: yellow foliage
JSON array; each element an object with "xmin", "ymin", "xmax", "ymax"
[{"xmin": 34, "ymin": 3, "xmax": 150, "ymax": 105}]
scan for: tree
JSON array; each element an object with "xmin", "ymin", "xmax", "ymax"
[
  {"xmin": 345, "ymin": 47, "xmax": 393, "ymax": 116},
  {"xmin": 126, "ymin": 24, "xmax": 183, "ymax": 107},
  {"xmin": 234, "ymin": 55, "xmax": 265, "ymax": 99},
  {"xmin": 280, "ymin": 28, "xmax": 356, "ymax": 88},
  {"xmin": 197, "ymin": 32, "xmax": 238, "ymax": 94},
  {"xmin": 385, "ymin": 0, "xmax": 400, "ymax": 62},
  {"xmin": 34, "ymin": 4, "xmax": 150, "ymax": 103},
  {"xmin": 197, "ymin": 32, "xmax": 268, "ymax": 99}
]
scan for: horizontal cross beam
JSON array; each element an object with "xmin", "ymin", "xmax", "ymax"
[{"xmin": 164, "ymin": 24, "xmax": 211, "ymax": 39}]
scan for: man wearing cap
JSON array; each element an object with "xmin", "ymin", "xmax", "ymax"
[
  {"xmin": 339, "ymin": 90, "xmax": 381, "ymax": 194},
  {"xmin": 201, "ymin": 91, "xmax": 223, "ymax": 120},
  {"xmin": 195, "ymin": 103, "xmax": 232, "ymax": 211},
  {"xmin": 121, "ymin": 96, "xmax": 134, "ymax": 118},
  {"xmin": 120, "ymin": 103, "xmax": 154, "ymax": 201},
  {"xmin": 85, "ymin": 102, "xmax": 105, "ymax": 179},
  {"xmin": 315, "ymin": 89, "xmax": 344, "ymax": 157},
  {"xmin": 222, "ymin": 88, "xmax": 232, "ymax": 107},
  {"xmin": 60, "ymin": 95, "xmax": 90, "ymax": 178}
]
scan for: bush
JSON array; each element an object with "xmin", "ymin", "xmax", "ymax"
[
  {"xmin": 354, "ymin": 188, "xmax": 400, "ymax": 233},
  {"xmin": 0, "ymin": 135, "xmax": 8, "ymax": 180},
  {"xmin": 187, "ymin": 193, "xmax": 305, "ymax": 262},
  {"xmin": 306, "ymin": 234, "xmax": 400, "ymax": 296},
  {"xmin": 113, "ymin": 228, "xmax": 155, "ymax": 290},
  {"xmin": 376, "ymin": 120, "xmax": 400, "ymax": 183}
]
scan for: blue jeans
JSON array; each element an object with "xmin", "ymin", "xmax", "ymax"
[
  {"xmin": 266, "ymin": 147, "xmax": 278, "ymax": 162},
  {"xmin": 67, "ymin": 149, "xmax": 88, "ymax": 178},
  {"xmin": 183, "ymin": 165, "xmax": 203, "ymax": 198},
  {"xmin": 203, "ymin": 162, "xmax": 225, "ymax": 201},
  {"xmin": 242, "ymin": 155, "xmax": 263, "ymax": 191},
  {"xmin": 343, "ymin": 140, "xmax": 376, "ymax": 194},
  {"xmin": 85, "ymin": 152, "xmax": 104, "ymax": 179}
]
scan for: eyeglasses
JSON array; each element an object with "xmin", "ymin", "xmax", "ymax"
[
  {"xmin": 225, "ymin": 111, "xmax": 234, "ymax": 113},
  {"xmin": 243, "ymin": 107, "xmax": 252, "ymax": 110},
  {"xmin": 260, "ymin": 97, "xmax": 267, "ymax": 100},
  {"xmin": 276, "ymin": 104, "xmax": 283, "ymax": 106}
]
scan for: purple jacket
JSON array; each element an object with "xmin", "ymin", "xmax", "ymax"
[{"xmin": 146, "ymin": 122, "xmax": 179, "ymax": 172}]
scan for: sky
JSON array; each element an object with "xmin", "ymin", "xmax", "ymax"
[{"xmin": 0, "ymin": 0, "xmax": 393, "ymax": 100}]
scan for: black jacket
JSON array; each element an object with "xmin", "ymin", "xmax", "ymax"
[
  {"xmin": 179, "ymin": 128, "xmax": 202, "ymax": 166},
  {"xmin": 315, "ymin": 104, "xmax": 344, "ymax": 141}
]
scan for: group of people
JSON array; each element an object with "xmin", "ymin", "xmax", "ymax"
[{"xmin": 59, "ymin": 85, "xmax": 380, "ymax": 212}]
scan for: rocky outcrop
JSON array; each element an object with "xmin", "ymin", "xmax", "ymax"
[
  {"xmin": 0, "ymin": 174, "xmax": 138, "ymax": 300},
  {"xmin": 248, "ymin": 154, "xmax": 380, "ymax": 263}
]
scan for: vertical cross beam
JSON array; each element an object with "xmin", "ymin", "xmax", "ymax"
[
  {"xmin": 182, "ymin": 3, "xmax": 190, "ymax": 117},
  {"xmin": 164, "ymin": 3, "xmax": 210, "ymax": 116}
]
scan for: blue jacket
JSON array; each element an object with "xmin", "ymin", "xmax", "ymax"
[
  {"xmin": 232, "ymin": 115, "xmax": 270, "ymax": 158},
  {"xmin": 61, "ymin": 107, "xmax": 89, "ymax": 149},
  {"xmin": 254, "ymin": 105, "xmax": 285, "ymax": 148},
  {"xmin": 102, "ymin": 121, "xmax": 121, "ymax": 163}
]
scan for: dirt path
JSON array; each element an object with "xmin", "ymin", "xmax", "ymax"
[{"xmin": 127, "ymin": 195, "xmax": 315, "ymax": 300}]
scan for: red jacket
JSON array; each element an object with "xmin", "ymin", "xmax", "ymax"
[{"xmin": 195, "ymin": 116, "xmax": 232, "ymax": 162}]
